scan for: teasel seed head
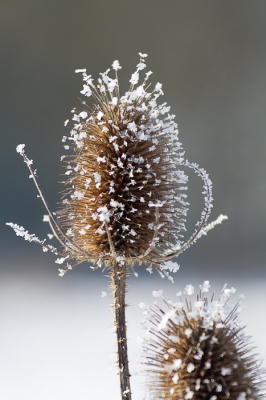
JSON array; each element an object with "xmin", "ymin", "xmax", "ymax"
[
  {"xmin": 142, "ymin": 282, "xmax": 265, "ymax": 400},
  {"xmin": 57, "ymin": 53, "xmax": 188, "ymax": 269},
  {"xmin": 7, "ymin": 54, "xmax": 228, "ymax": 275}
]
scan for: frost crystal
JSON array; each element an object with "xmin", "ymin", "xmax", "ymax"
[
  {"xmin": 200, "ymin": 280, "xmax": 211, "ymax": 293},
  {"xmin": 160, "ymin": 261, "xmax": 180, "ymax": 274},
  {"xmin": 112, "ymin": 60, "xmax": 122, "ymax": 71},
  {"xmin": 221, "ymin": 367, "xmax": 232, "ymax": 376},
  {"xmin": 16, "ymin": 144, "xmax": 25, "ymax": 154},
  {"xmin": 184, "ymin": 284, "xmax": 194, "ymax": 296},
  {"xmin": 152, "ymin": 290, "xmax": 163, "ymax": 298},
  {"xmin": 187, "ymin": 363, "xmax": 195, "ymax": 373}
]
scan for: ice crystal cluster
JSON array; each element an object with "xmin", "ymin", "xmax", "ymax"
[
  {"xmin": 141, "ymin": 282, "xmax": 265, "ymax": 400},
  {"xmin": 7, "ymin": 54, "xmax": 227, "ymax": 275}
]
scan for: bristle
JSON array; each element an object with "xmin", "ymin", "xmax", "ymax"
[{"xmin": 142, "ymin": 282, "xmax": 265, "ymax": 399}]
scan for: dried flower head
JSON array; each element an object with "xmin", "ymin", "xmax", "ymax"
[
  {"xmin": 7, "ymin": 54, "xmax": 227, "ymax": 276},
  {"xmin": 58, "ymin": 54, "xmax": 189, "ymax": 268},
  {"xmin": 141, "ymin": 282, "xmax": 265, "ymax": 400}
]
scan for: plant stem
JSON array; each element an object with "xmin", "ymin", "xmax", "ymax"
[{"xmin": 111, "ymin": 262, "xmax": 132, "ymax": 400}]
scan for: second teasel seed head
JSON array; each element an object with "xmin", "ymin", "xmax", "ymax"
[{"xmin": 141, "ymin": 282, "xmax": 266, "ymax": 400}]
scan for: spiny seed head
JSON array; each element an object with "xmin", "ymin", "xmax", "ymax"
[
  {"xmin": 142, "ymin": 282, "xmax": 265, "ymax": 400},
  {"xmin": 57, "ymin": 54, "xmax": 188, "ymax": 268}
]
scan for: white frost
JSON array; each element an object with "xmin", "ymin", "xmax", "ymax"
[
  {"xmin": 187, "ymin": 363, "xmax": 195, "ymax": 373},
  {"xmin": 184, "ymin": 328, "xmax": 192, "ymax": 338},
  {"xmin": 200, "ymin": 280, "xmax": 211, "ymax": 293},
  {"xmin": 97, "ymin": 206, "xmax": 110, "ymax": 222},
  {"xmin": 160, "ymin": 261, "xmax": 180, "ymax": 273},
  {"xmin": 152, "ymin": 290, "xmax": 163, "ymax": 298},
  {"xmin": 16, "ymin": 144, "xmax": 25, "ymax": 154},
  {"xmin": 80, "ymin": 84, "xmax": 92, "ymax": 97},
  {"xmin": 184, "ymin": 284, "xmax": 194, "ymax": 296},
  {"xmin": 112, "ymin": 60, "xmax": 122, "ymax": 71},
  {"xmin": 221, "ymin": 367, "xmax": 232, "ymax": 376}
]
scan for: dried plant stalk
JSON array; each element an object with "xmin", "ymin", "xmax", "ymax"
[{"xmin": 110, "ymin": 263, "xmax": 131, "ymax": 399}]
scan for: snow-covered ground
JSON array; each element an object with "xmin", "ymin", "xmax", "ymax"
[{"xmin": 1, "ymin": 265, "xmax": 265, "ymax": 400}]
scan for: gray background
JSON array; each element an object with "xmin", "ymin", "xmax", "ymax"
[{"xmin": 1, "ymin": 1, "xmax": 265, "ymax": 399}]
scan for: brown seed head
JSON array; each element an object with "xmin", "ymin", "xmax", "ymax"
[
  {"xmin": 57, "ymin": 54, "xmax": 188, "ymax": 269},
  {"xmin": 142, "ymin": 282, "xmax": 265, "ymax": 400}
]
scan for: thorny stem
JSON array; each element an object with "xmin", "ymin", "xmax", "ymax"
[{"xmin": 110, "ymin": 262, "xmax": 132, "ymax": 400}]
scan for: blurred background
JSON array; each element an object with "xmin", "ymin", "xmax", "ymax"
[{"xmin": 1, "ymin": 1, "xmax": 265, "ymax": 399}]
